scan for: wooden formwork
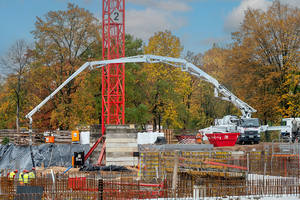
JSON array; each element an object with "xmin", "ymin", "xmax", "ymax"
[
  {"xmin": 140, "ymin": 151, "xmax": 244, "ymax": 181},
  {"xmin": 162, "ymin": 129, "xmax": 175, "ymax": 144}
]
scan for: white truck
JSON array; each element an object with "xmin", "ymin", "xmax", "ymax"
[
  {"xmin": 201, "ymin": 115, "xmax": 261, "ymax": 144},
  {"xmin": 26, "ymin": 54, "xmax": 260, "ymax": 145},
  {"xmin": 280, "ymin": 118, "xmax": 300, "ymax": 141}
]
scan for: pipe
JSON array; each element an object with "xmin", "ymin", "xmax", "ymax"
[
  {"xmin": 62, "ymin": 166, "xmax": 72, "ymax": 175},
  {"xmin": 29, "ymin": 116, "xmax": 32, "ymax": 146},
  {"xmin": 29, "ymin": 117, "xmax": 35, "ymax": 167}
]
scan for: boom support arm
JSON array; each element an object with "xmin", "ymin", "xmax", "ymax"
[{"xmin": 26, "ymin": 54, "xmax": 256, "ymax": 122}]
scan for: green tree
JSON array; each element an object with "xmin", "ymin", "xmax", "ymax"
[{"xmin": 124, "ymin": 34, "xmax": 150, "ymax": 128}]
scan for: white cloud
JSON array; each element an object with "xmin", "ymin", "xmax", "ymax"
[
  {"xmin": 223, "ymin": 0, "xmax": 300, "ymax": 33},
  {"xmin": 126, "ymin": 0, "xmax": 192, "ymax": 12},
  {"xmin": 223, "ymin": 0, "xmax": 271, "ymax": 33},
  {"xmin": 126, "ymin": 8, "xmax": 188, "ymax": 40},
  {"xmin": 280, "ymin": 0, "xmax": 300, "ymax": 7},
  {"xmin": 200, "ymin": 36, "xmax": 230, "ymax": 45}
]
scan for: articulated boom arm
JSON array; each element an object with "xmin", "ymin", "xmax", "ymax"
[
  {"xmin": 26, "ymin": 54, "xmax": 256, "ymax": 122},
  {"xmin": 148, "ymin": 55, "xmax": 256, "ymax": 118}
]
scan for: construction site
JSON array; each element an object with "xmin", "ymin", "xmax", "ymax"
[
  {"xmin": 1, "ymin": 124, "xmax": 300, "ymax": 199},
  {"xmin": 1, "ymin": 0, "xmax": 300, "ymax": 200}
]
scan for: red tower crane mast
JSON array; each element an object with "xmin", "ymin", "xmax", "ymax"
[{"xmin": 102, "ymin": 0, "xmax": 125, "ymax": 133}]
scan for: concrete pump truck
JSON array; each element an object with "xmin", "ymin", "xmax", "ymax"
[{"xmin": 26, "ymin": 54, "xmax": 260, "ymax": 146}]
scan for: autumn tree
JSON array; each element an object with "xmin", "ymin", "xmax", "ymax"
[
  {"xmin": 189, "ymin": 45, "xmax": 239, "ymax": 129},
  {"xmin": 142, "ymin": 30, "xmax": 191, "ymax": 130},
  {"xmin": 29, "ymin": 3, "xmax": 101, "ymax": 129},
  {"xmin": 229, "ymin": 0, "xmax": 300, "ymax": 123},
  {"xmin": 0, "ymin": 39, "xmax": 32, "ymax": 132},
  {"xmin": 181, "ymin": 51, "xmax": 203, "ymax": 129},
  {"xmin": 0, "ymin": 75, "xmax": 7, "ymax": 129}
]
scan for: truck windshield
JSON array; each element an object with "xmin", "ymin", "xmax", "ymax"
[
  {"xmin": 281, "ymin": 121, "xmax": 287, "ymax": 126},
  {"xmin": 240, "ymin": 119, "xmax": 259, "ymax": 127}
]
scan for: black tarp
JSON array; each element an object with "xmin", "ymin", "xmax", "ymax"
[
  {"xmin": 0, "ymin": 143, "xmax": 89, "ymax": 171},
  {"xmin": 79, "ymin": 164, "xmax": 132, "ymax": 172}
]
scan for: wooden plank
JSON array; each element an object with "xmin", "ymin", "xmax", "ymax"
[{"xmin": 172, "ymin": 150, "xmax": 179, "ymax": 194}]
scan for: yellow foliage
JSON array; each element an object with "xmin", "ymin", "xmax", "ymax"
[{"xmin": 141, "ymin": 30, "xmax": 191, "ymax": 129}]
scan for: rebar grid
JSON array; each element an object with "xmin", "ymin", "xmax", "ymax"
[
  {"xmin": 2, "ymin": 146, "xmax": 300, "ymax": 199},
  {"xmin": 1, "ymin": 172, "xmax": 300, "ymax": 199}
]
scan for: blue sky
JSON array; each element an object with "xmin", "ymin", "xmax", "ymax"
[{"xmin": 0, "ymin": 0, "xmax": 299, "ymax": 58}]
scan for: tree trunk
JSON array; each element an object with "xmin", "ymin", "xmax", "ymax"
[
  {"xmin": 158, "ymin": 115, "xmax": 161, "ymax": 132},
  {"xmin": 153, "ymin": 117, "xmax": 157, "ymax": 132},
  {"xmin": 16, "ymin": 104, "xmax": 20, "ymax": 143}
]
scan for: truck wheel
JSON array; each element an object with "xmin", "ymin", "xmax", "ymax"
[
  {"xmin": 282, "ymin": 135, "xmax": 290, "ymax": 142},
  {"xmin": 295, "ymin": 135, "xmax": 300, "ymax": 142}
]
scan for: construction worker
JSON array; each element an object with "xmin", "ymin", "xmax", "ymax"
[
  {"xmin": 196, "ymin": 131, "xmax": 203, "ymax": 144},
  {"xmin": 19, "ymin": 169, "xmax": 26, "ymax": 186},
  {"xmin": 29, "ymin": 167, "xmax": 36, "ymax": 185},
  {"xmin": 8, "ymin": 170, "xmax": 17, "ymax": 187},
  {"xmin": 8, "ymin": 170, "xmax": 17, "ymax": 180},
  {"xmin": 23, "ymin": 170, "xmax": 29, "ymax": 186}
]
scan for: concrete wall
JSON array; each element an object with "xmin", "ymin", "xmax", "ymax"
[
  {"xmin": 89, "ymin": 125, "xmax": 103, "ymax": 165},
  {"xmin": 106, "ymin": 124, "xmax": 138, "ymax": 166}
]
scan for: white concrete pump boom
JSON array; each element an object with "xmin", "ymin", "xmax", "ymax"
[{"xmin": 26, "ymin": 54, "xmax": 257, "ymax": 137}]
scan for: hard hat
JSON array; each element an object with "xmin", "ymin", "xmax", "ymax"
[
  {"xmin": 14, "ymin": 170, "xmax": 18, "ymax": 173},
  {"xmin": 26, "ymin": 170, "xmax": 29, "ymax": 173},
  {"xmin": 32, "ymin": 167, "xmax": 35, "ymax": 170},
  {"xmin": 23, "ymin": 169, "xmax": 26, "ymax": 173}
]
